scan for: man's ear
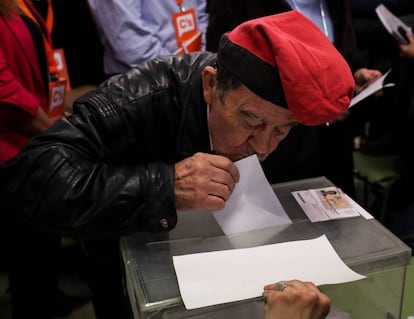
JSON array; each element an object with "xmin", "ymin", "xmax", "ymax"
[{"xmin": 202, "ymin": 66, "xmax": 216, "ymax": 106}]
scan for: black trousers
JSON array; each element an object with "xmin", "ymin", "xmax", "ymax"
[
  {"xmin": 6, "ymin": 220, "xmax": 130, "ymax": 319},
  {"xmin": 8, "ymin": 223, "xmax": 60, "ymax": 319},
  {"xmin": 80, "ymin": 238, "xmax": 131, "ymax": 319}
]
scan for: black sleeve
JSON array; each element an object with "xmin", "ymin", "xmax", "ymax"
[{"xmin": 0, "ymin": 90, "xmax": 177, "ymax": 240}]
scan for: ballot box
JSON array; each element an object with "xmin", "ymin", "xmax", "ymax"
[{"xmin": 120, "ymin": 177, "xmax": 412, "ymax": 319}]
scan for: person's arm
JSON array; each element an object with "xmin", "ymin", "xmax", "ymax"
[
  {"xmin": 1, "ymin": 112, "xmax": 238, "ymax": 238},
  {"xmin": 0, "ymin": 54, "xmax": 232, "ymax": 238},
  {"xmin": 87, "ymin": 0, "xmax": 173, "ymax": 72},
  {"xmin": 262, "ymin": 280, "xmax": 331, "ymax": 319},
  {"xmin": 195, "ymin": 0, "xmax": 209, "ymax": 50},
  {"xmin": 0, "ymin": 101, "xmax": 178, "ymax": 238},
  {"xmin": 0, "ymin": 48, "xmax": 52, "ymax": 135}
]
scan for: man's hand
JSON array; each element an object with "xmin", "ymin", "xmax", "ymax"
[
  {"xmin": 174, "ymin": 152, "xmax": 240, "ymax": 211},
  {"xmin": 353, "ymin": 68, "xmax": 382, "ymax": 94},
  {"xmin": 263, "ymin": 280, "xmax": 331, "ymax": 319}
]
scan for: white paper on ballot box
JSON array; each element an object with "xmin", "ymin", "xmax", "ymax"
[
  {"xmin": 213, "ymin": 155, "xmax": 292, "ymax": 235},
  {"xmin": 173, "ymin": 235, "xmax": 366, "ymax": 309}
]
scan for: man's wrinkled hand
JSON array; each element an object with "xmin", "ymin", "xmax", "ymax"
[
  {"xmin": 263, "ymin": 280, "xmax": 331, "ymax": 319},
  {"xmin": 174, "ymin": 152, "xmax": 240, "ymax": 211}
]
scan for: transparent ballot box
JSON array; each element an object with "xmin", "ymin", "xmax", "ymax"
[{"xmin": 120, "ymin": 177, "xmax": 412, "ymax": 319}]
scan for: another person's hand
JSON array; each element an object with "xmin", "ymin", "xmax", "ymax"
[
  {"xmin": 27, "ymin": 106, "xmax": 53, "ymax": 135},
  {"xmin": 400, "ymin": 32, "xmax": 414, "ymax": 60},
  {"xmin": 353, "ymin": 68, "xmax": 382, "ymax": 94},
  {"xmin": 8, "ymin": 106, "xmax": 53, "ymax": 137},
  {"xmin": 174, "ymin": 152, "xmax": 239, "ymax": 211},
  {"xmin": 262, "ymin": 280, "xmax": 331, "ymax": 319}
]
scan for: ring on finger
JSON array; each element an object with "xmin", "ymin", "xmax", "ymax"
[{"xmin": 274, "ymin": 281, "xmax": 290, "ymax": 292}]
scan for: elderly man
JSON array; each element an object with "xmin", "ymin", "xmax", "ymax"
[{"xmin": 0, "ymin": 11, "xmax": 353, "ymax": 319}]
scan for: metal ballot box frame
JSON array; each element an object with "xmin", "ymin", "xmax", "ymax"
[{"xmin": 121, "ymin": 177, "xmax": 412, "ymax": 319}]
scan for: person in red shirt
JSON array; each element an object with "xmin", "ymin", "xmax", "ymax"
[
  {"xmin": 0, "ymin": 0, "xmax": 58, "ymax": 165},
  {"xmin": 0, "ymin": 1, "xmax": 66, "ymax": 318}
]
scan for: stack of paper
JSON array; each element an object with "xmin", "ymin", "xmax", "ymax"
[
  {"xmin": 349, "ymin": 69, "xmax": 395, "ymax": 108},
  {"xmin": 292, "ymin": 187, "xmax": 373, "ymax": 222}
]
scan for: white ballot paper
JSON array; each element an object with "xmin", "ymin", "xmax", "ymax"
[
  {"xmin": 173, "ymin": 235, "xmax": 366, "ymax": 309},
  {"xmin": 376, "ymin": 4, "xmax": 412, "ymax": 44},
  {"xmin": 213, "ymin": 155, "xmax": 291, "ymax": 235},
  {"xmin": 349, "ymin": 69, "xmax": 395, "ymax": 108}
]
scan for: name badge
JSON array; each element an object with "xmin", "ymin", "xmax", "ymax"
[
  {"xmin": 48, "ymin": 79, "xmax": 67, "ymax": 121},
  {"xmin": 172, "ymin": 8, "xmax": 201, "ymax": 54},
  {"xmin": 53, "ymin": 48, "xmax": 71, "ymax": 91}
]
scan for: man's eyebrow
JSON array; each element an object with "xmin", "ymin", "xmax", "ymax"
[
  {"xmin": 239, "ymin": 109, "xmax": 263, "ymax": 121},
  {"xmin": 240, "ymin": 108, "xmax": 298, "ymax": 127}
]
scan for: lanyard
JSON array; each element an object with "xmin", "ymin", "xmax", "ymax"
[
  {"xmin": 290, "ymin": 0, "xmax": 329, "ymax": 38},
  {"xmin": 17, "ymin": 0, "xmax": 58, "ymax": 76},
  {"xmin": 44, "ymin": 0, "xmax": 54, "ymax": 34},
  {"xmin": 176, "ymin": 0, "xmax": 186, "ymax": 12}
]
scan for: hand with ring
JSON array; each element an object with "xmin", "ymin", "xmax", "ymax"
[{"xmin": 262, "ymin": 279, "xmax": 331, "ymax": 319}]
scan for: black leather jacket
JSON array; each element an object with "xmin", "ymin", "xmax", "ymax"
[{"xmin": 0, "ymin": 52, "xmax": 216, "ymax": 238}]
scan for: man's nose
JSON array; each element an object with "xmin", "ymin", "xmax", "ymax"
[{"xmin": 248, "ymin": 128, "xmax": 285, "ymax": 160}]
